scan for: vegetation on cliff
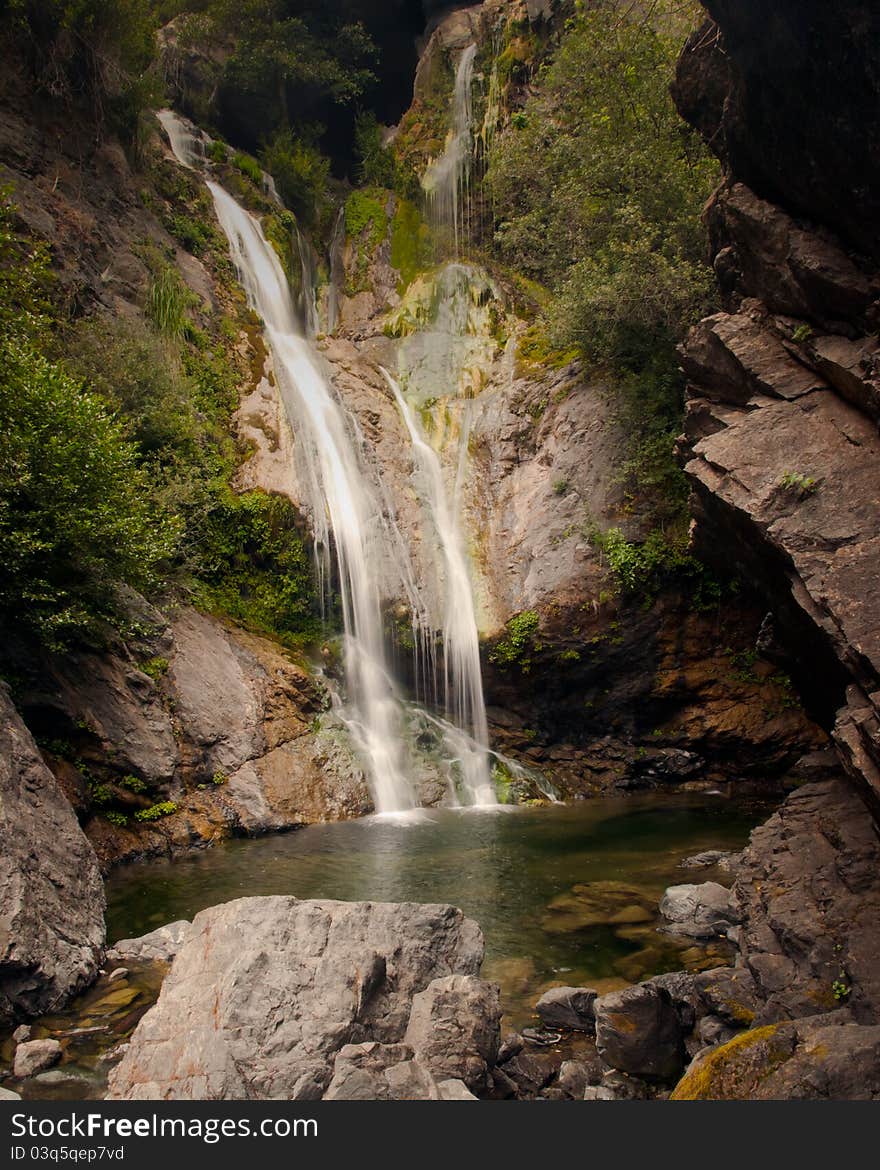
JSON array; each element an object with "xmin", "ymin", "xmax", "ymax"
[{"xmin": 487, "ymin": 2, "xmax": 718, "ymax": 554}]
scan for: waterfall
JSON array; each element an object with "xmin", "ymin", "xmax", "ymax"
[
  {"xmin": 382, "ymin": 369, "xmax": 495, "ymax": 806},
  {"xmin": 158, "ymin": 108, "xmax": 497, "ymax": 813},
  {"xmin": 423, "ymin": 43, "xmax": 478, "ymax": 255}
]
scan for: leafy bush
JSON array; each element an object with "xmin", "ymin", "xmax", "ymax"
[
  {"xmin": 491, "ymin": 610, "xmax": 541, "ymax": 670},
  {"xmin": 134, "ymin": 801, "xmax": 178, "ymax": 822},
  {"xmin": 260, "ymin": 129, "xmax": 329, "ymax": 226}
]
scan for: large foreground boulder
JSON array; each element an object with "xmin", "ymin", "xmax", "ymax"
[
  {"xmin": 107, "ymin": 896, "xmax": 486, "ymax": 1100},
  {"xmin": 0, "ymin": 688, "xmax": 105, "ymax": 1024}
]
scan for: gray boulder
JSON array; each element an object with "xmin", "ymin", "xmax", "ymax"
[
  {"xmin": 323, "ymin": 1043, "xmax": 440, "ymax": 1101},
  {"xmin": 438, "ymin": 1079, "xmax": 478, "ymax": 1100},
  {"xmin": 404, "ymin": 974, "xmax": 500, "ymax": 1091},
  {"xmin": 0, "ymin": 1087, "xmax": 22, "ymax": 1100},
  {"xmin": 659, "ymin": 882, "xmax": 738, "ymax": 940},
  {"xmin": 0, "ymin": 688, "xmax": 105, "ymax": 1023},
  {"xmin": 594, "ymin": 984, "xmax": 685, "ymax": 1083},
  {"xmin": 107, "ymin": 921, "xmax": 191, "ymax": 965},
  {"xmin": 107, "ymin": 896, "xmax": 484, "ymax": 1100},
  {"xmin": 535, "ymin": 986, "xmax": 597, "ymax": 1031},
  {"xmin": 14, "ymin": 1039, "xmax": 62, "ymax": 1078}
]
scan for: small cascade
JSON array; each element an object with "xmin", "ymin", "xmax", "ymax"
[
  {"xmin": 383, "ymin": 369, "xmax": 495, "ymax": 806},
  {"xmin": 326, "ymin": 207, "xmax": 346, "ymax": 335},
  {"xmin": 422, "ymin": 43, "xmax": 478, "ymax": 256},
  {"xmin": 156, "ymin": 109, "xmax": 207, "ymax": 170}
]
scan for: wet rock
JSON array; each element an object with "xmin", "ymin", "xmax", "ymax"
[
  {"xmin": 107, "ymin": 968, "xmax": 129, "ymax": 983},
  {"xmin": 535, "ymin": 986, "xmax": 597, "ymax": 1032},
  {"xmin": 14, "ymin": 1039, "xmax": 62, "ymax": 1078},
  {"xmin": 645, "ymin": 972, "xmax": 702, "ymax": 1033},
  {"xmin": 12, "ymin": 1025, "xmax": 31, "ymax": 1044},
  {"xmin": 594, "ymin": 984, "xmax": 686, "ymax": 1083},
  {"xmin": 403, "ymin": 974, "xmax": 501, "ymax": 1092},
  {"xmin": 671, "ymin": 1017, "xmax": 880, "ymax": 1101},
  {"xmin": 0, "ymin": 688, "xmax": 105, "ymax": 1024},
  {"xmin": 660, "ymin": 882, "xmax": 738, "ymax": 940},
  {"xmin": 107, "ymin": 897, "xmax": 484, "ymax": 1100},
  {"xmin": 556, "ymin": 1055, "xmax": 605, "ymax": 1098},
  {"xmin": 107, "ymin": 921, "xmax": 191, "ymax": 966},
  {"xmin": 681, "ymin": 850, "xmax": 736, "ymax": 871}
]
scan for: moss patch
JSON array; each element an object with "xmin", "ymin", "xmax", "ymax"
[{"xmin": 670, "ymin": 1024, "xmax": 786, "ymax": 1100}]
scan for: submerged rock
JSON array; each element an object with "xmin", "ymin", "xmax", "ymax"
[
  {"xmin": 107, "ymin": 896, "xmax": 485, "ymax": 1100},
  {"xmin": 660, "ymin": 882, "xmax": 738, "ymax": 940}
]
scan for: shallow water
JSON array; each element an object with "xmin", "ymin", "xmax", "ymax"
[
  {"xmin": 2, "ymin": 794, "xmax": 769, "ymax": 1100},
  {"xmin": 106, "ymin": 794, "xmax": 768, "ymax": 1026}
]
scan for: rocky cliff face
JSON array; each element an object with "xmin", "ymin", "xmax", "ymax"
[
  {"xmin": 673, "ymin": 2, "xmax": 880, "ymax": 817},
  {"xmin": 0, "ymin": 689, "xmax": 105, "ymax": 1024}
]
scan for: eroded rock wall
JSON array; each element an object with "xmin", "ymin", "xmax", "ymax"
[
  {"xmin": 0, "ymin": 689, "xmax": 105, "ymax": 1025},
  {"xmin": 673, "ymin": 2, "xmax": 880, "ymax": 816}
]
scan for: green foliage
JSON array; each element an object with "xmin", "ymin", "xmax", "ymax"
[
  {"xmin": 260, "ymin": 129, "xmax": 329, "ymax": 226},
  {"xmin": 119, "ymin": 774, "xmax": 147, "ymax": 794},
  {"xmin": 488, "ymin": 1, "xmax": 717, "ymax": 367},
  {"xmin": 4, "ymin": 0, "xmax": 160, "ymax": 146},
  {"xmin": 139, "ymin": 656, "xmax": 169, "ymax": 680},
  {"xmin": 0, "ymin": 194, "xmax": 179, "ymax": 645},
  {"xmin": 193, "ymin": 490, "xmax": 320, "ymax": 644},
  {"xmin": 344, "ymin": 187, "xmax": 387, "ymax": 294},
  {"xmin": 588, "ymin": 521, "xmax": 721, "ymax": 608},
  {"xmin": 232, "ymin": 151, "xmax": 263, "ymax": 186},
  {"xmin": 791, "ymin": 323, "xmax": 813, "ymax": 344},
  {"xmin": 491, "ymin": 610, "xmax": 540, "ymax": 670},
  {"xmin": 779, "ymin": 471, "xmax": 818, "ymax": 496},
  {"xmin": 211, "ymin": 770, "xmax": 228, "ymax": 786},
  {"xmin": 832, "ymin": 975, "xmax": 851, "ymax": 1002},
  {"xmin": 104, "ymin": 810, "xmax": 130, "ymax": 828},
  {"xmin": 552, "ymin": 478, "xmax": 570, "ymax": 497},
  {"xmin": 354, "ymin": 111, "xmax": 397, "ymax": 188},
  {"xmin": 134, "ymin": 800, "xmax": 178, "ymax": 822},
  {"xmin": 389, "ymin": 199, "xmax": 432, "ymax": 291},
  {"xmin": 146, "ymin": 266, "xmax": 192, "ymax": 338}
]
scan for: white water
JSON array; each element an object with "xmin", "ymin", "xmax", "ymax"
[
  {"xmin": 382, "ymin": 369, "xmax": 494, "ymax": 806},
  {"xmin": 423, "ymin": 43, "xmax": 478, "ymax": 255},
  {"xmin": 158, "ymin": 108, "xmax": 498, "ymax": 812}
]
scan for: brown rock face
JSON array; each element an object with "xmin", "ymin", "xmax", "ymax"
[
  {"xmin": 674, "ymin": 5, "xmax": 880, "ymax": 815},
  {"xmin": 0, "ymin": 688, "xmax": 105, "ymax": 1024}
]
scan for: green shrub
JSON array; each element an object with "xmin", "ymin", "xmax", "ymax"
[
  {"xmin": 491, "ymin": 610, "xmax": 541, "ymax": 670},
  {"xmin": 140, "ymin": 656, "xmax": 170, "ymax": 680},
  {"xmin": 134, "ymin": 801, "xmax": 178, "ymax": 822},
  {"xmin": 104, "ymin": 810, "xmax": 130, "ymax": 828}
]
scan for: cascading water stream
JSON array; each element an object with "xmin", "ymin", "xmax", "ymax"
[
  {"xmin": 207, "ymin": 183, "xmax": 418, "ymax": 814},
  {"xmin": 157, "ymin": 108, "xmax": 498, "ymax": 812},
  {"xmin": 423, "ymin": 43, "xmax": 478, "ymax": 256},
  {"xmin": 382, "ymin": 369, "xmax": 495, "ymax": 806}
]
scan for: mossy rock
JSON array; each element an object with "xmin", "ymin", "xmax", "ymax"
[{"xmin": 670, "ymin": 1024, "xmax": 793, "ymax": 1100}]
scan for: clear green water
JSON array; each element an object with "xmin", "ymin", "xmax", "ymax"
[{"xmin": 106, "ymin": 794, "xmax": 767, "ymax": 1027}]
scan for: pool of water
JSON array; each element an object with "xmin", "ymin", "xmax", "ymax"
[{"xmin": 106, "ymin": 793, "xmax": 768, "ymax": 1026}]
